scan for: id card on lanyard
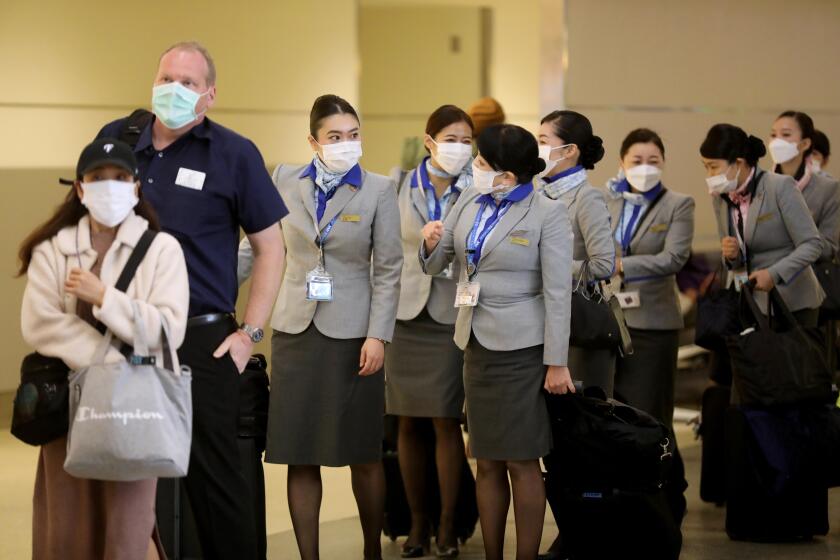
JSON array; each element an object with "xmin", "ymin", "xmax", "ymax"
[
  {"xmin": 616, "ymin": 201, "xmax": 644, "ymax": 308},
  {"xmin": 306, "ymin": 191, "xmax": 340, "ymax": 302},
  {"xmin": 456, "ymin": 199, "xmax": 512, "ymax": 308}
]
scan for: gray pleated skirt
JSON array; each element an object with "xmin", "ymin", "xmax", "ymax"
[
  {"xmin": 265, "ymin": 325, "xmax": 384, "ymax": 467},
  {"xmin": 384, "ymin": 309, "xmax": 465, "ymax": 418},
  {"xmin": 463, "ymin": 337, "xmax": 551, "ymax": 461}
]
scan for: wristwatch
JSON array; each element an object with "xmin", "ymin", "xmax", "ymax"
[{"xmin": 239, "ymin": 323, "xmax": 264, "ymax": 343}]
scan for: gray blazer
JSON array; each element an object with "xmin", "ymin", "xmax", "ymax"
[
  {"xmin": 607, "ymin": 188, "xmax": 695, "ymax": 330},
  {"xmin": 421, "ymin": 186, "xmax": 574, "ymax": 366},
  {"xmin": 255, "ymin": 164, "xmax": 402, "ymax": 341},
  {"xmin": 395, "ymin": 167, "xmax": 461, "ymax": 324},
  {"xmin": 713, "ymin": 170, "xmax": 824, "ymax": 313},
  {"xmin": 538, "ymin": 179, "xmax": 615, "ymax": 282},
  {"xmin": 800, "ymin": 172, "xmax": 840, "ymax": 261}
]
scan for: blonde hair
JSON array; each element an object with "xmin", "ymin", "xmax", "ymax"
[{"xmin": 160, "ymin": 41, "xmax": 216, "ymax": 85}]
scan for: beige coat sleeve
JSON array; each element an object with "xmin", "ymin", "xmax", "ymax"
[{"xmin": 21, "ymin": 245, "xmax": 123, "ymax": 370}]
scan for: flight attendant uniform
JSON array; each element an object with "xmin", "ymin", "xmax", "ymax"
[
  {"xmin": 540, "ymin": 165, "xmax": 616, "ymax": 395},
  {"xmin": 263, "ymin": 160, "xmax": 403, "ymax": 467},
  {"xmin": 422, "ymin": 183, "xmax": 573, "ymax": 460},
  {"xmin": 385, "ymin": 158, "xmax": 466, "ymax": 418}
]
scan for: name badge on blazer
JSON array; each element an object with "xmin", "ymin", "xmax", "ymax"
[
  {"xmin": 756, "ymin": 212, "xmax": 775, "ymax": 224},
  {"xmin": 509, "ymin": 236, "xmax": 530, "ymax": 247},
  {"xmin": 649, "ymin": 223, "xmax": 669, "ymax": 233},
  {"xmin": 340, "ymin": 214, "xmax": 361, "ymax": 223},
  {"xmin": 175, "ymin": 168, "xmax": 206, "ymax": 191}
]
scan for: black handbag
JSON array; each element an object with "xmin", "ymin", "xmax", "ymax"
[
  {"xmin": 10, "ymin": 353, "xmax": 70, "ymax": 445},
  {"xmin": 569, "ymin": 262, "xmax": 633, "ymax": 355},
  {"xmin": 544, "ymin": 386, "xmax": 674, "ymax": 491},
  {"xmin": 695, "ymin": 266, "xmax": 741, "ymax": 351},
  {"xmin": 726, "ymin": 285, "xmax": 835, "ymax": 408},
  {"xmin": 11, "ymin": 230, "xmax": 157, "ymax": 446},
  {"xmin": 813, "ymin": 258, "xmax": 840, "ymax": 320}
]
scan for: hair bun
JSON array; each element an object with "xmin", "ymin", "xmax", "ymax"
[
  {"xmin": 579, "ymin": 135, "xmax": 605, "ymax": 170},
  {"xmin": 746, "ymin": 135, "xmax": 767, "ymax": 160},
  {"xmin": 532, "ymin": 157, "xmax": 547, "ymax": 176}
]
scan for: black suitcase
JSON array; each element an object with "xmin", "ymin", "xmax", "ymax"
[
  {"xmin": 156, "ymin": 355, "xmax": 270, "ymax": 559},
  {"xmin": 382, "ymin": 416, "xmax": 478, "ymax": 543},
  {"xmin": 699, "ymin": 385, "xmax": 730, "ymax": 504},
  {"xmin": 725, "ymin": 406, "xmax": 829, "ymax": 542},
  {"xmin": 545, "ymin": 478, "xmax": 682, "ymax": 560}
]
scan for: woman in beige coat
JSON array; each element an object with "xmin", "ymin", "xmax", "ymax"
[{"xmin": 18, "ymin": 138, "xmax": 189, "ymax": 560}]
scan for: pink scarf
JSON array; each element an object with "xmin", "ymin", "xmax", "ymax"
[{"xmin": 795, "ymin": 157, "xmax": 813, "ymax": 191}]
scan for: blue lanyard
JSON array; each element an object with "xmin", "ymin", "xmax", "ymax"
[
  {"xmin": 416, "ymin": 166, "xmax": 455, "ymax": 222},
  {"xmin": 313, "ymin": 185, "xmax": 340, "ymax": 247},
  {"xmin": 619, "ymin": 201, "xmax": 643, "ymax": 256},
  {"xmin": 466, "ymin": 199, "xmax": 512, "ymax": 277}
]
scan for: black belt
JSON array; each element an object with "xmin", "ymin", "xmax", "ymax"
[{"xmin": 187, "ymin": 313, "xmax": 237, "ymax": 329}]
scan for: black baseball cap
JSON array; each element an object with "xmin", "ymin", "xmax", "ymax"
[{"xmin": 73, "ymin": 137, "xmax": 139, "ymax": 181}]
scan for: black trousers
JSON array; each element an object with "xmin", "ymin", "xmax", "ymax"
[{"xmin": 178, "ymin": 317, "xmax": 257, "ymax": 560}]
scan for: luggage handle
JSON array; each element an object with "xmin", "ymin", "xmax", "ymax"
[{"xmin": 740, "ymin": 284, "xmax": 802, "ymax": 336}]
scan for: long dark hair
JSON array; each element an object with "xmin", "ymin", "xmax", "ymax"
[
  {"xmin": 540, "ymin": 110, "xmax": 605, "ymax": 169},
  {"xmin": 17, "ymin": 184, "xmax": 160, "ymax": 276},
  {"xmin": 309, "ymin": 94, "xmax": 359, "ymax": 137},
  {"xmin": 700, "ymin": 123, "xmax": 766, "ymax": 167},
  {"xmin": 477, "ymin": 124, "xmax": 545, "ymax": 184}
]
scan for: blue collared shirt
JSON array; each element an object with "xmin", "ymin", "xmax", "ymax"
[
  {"xmin": 469, "ymin": 183, "xmax": 533, "ymax": 264},
  {"xmin": 410, "ymin": 158, "xmax": 461, "ymax": 221},
  {"xmin": 299, "ymin": 161, "xmax": 363, "ymax": 223},
  {"xmin": 97, "ymin": 116, "xmax": 289, "ymax": 316},
  {"xmin": 613, "ymin": 179, "xmax": 663, "ymax": 254}
]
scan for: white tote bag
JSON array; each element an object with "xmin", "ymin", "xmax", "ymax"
[{"xmin": 65, "ymin": 303, "xmax": 192, "ymax": 481}]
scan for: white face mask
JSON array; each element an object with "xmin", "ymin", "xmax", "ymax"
[
  {"xmin": 431, "ymin": 139, "xmax": 472, "ymax": 176},
  {"xmin": 537, "ymin": 144, "xmax": 572, "ymax": 178},
  {"xmin": 81, "ymin": 180, "xmax": 139, "ymax": 227},
  {"xmin": 768, "ymin": 138, "xmax": 800, "ymax": 165},
  {"xmin": 625, "ymin": 164, "xmax": 662, "ymax": 193},
  {"xmin": 705, "ymin": 165, "xmax": 740, "ymax": 195},
  {"xmin": 472, "ymin": 162, "xmax": 505, "ymax": 195},
  {"xmin": 316, "ymin": 140, "xmax": 363, "ymax": 173}
]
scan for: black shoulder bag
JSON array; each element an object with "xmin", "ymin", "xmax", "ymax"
[
  {"xmin": 726, "ymin": 284, "xmax": 835, "ymax": 408},
  {"xmin": 569, "ymin": 261, "xmax": 632, "ymax": 356},
  {"xmin": 694, "ymin": 172, "xmax": 763, "ymax": 350},
  {"xmin": 12, "ymin": 230, "xmax": 157, "ymax": 446}
]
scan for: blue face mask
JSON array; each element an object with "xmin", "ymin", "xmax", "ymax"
[{"xmin": 151, "ymin": 82, "xmax": 209, "ymax": 130}]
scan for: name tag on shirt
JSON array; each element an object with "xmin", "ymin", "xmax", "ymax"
[
  {"xmin": 175, "ymin": 168, "xmax": 206, "ymax": 191},
  {"xmin": 340, "ymin": 214, "xmax": 361, "ymax": 223},
  {"xmin": 650, "ymin": 224, "xmax": 669, "ymax": 233},
  {"xmin": 509, "ymin": 236, "xmax": 530, "ymax": 246},
  {"xmin": 756, "ymin": 212, "xmax": 775, "ymax": 224},
  {"xmin": 617, "ymin": 291, "xmax": 641, "ymax": 309}
]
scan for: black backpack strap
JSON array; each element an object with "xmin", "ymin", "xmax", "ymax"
[
  {"xmin": 118, "ymin": 109, "xmax": 155, "ymax": 149},
  {"xmin": 95, "ymin": 230, "xmax": 158, "ymax": 334}
]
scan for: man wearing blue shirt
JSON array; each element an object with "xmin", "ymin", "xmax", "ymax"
[{"xmin": 98, "ymin": 42, "xmax": 287, "ymax": 559}]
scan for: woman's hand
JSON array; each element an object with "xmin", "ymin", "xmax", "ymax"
[
  {"xmin": 359, "ymin": 338, "xmax": 385, "ymax": 376},
  {"xmin": 721, "ymin": 236, "xmax": 740, "ymax": 261},
  {"xmin": 748, "ymin": 269, "xmax": 775, "ymax": 292},
  {"xmin": 544, "ymin": 365, "xmax": 576, "ymax": 395},
  {"xmin": 65, "ymin": 268, "xmax": 106, "ymax": 307},
  {"xmin": 422, "ymin": 220, "xmax": 445, "ymax": 254}
]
